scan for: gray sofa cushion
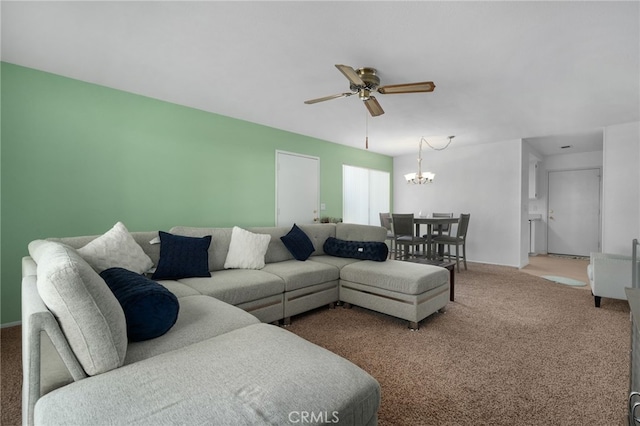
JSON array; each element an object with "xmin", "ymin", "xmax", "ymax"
[
  {"xmin": 262, "ymin": 260, "xmax": 340, "ymax": 292},
  {"xmin": 28, "ymin": 240, "xmax": 127, "ymax": 376},
  {"xmin": 336, "ymin": 222, "xmax": 387, "ymax": 242},
  {"xmin": 178, "ymin": 269, "xmax": 285, "ymax": 305},
  {"xmin": 309, "ymin": 255, "xmax": 361, "ymax": 269},
  {"xmin": 297, "ymin": 223, "xmax": 337, "ymax": 256},
  {"xmin": 125, "ymin": 295, "xmax": 260, "ymax": 364},
  {"xmin": 154, "ymin": 279, "xmax": 202, "ymax": 298},
  {"xmin": 341, "ymin": 259, "xmax": 448, "ymax": 295},
  {"xmin": 36, "ymin": 324, "xmax": 380, "ymax": 426}
]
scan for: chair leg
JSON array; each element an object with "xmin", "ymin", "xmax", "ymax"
[
  {"xmin": 455, "ymin": 245, "xmax": 460, "ymax": 273},
  {"xmin": 594, "ymin": 295, "xmax": 601, "ymax": 308},
  {"xmin": 462, "ymin": 243, "xmax": 467, "ymax": 270}
]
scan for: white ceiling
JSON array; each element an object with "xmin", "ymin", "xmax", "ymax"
[{"xmin": 2, "ymin": 1, "xmax": 638, "ymax": 157}]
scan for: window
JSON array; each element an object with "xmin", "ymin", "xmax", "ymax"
[{"xmin": 343, "ymin": 165, "xmax": 390, "ymax": 225}]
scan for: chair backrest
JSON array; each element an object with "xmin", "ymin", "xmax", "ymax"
[
  {"xmin": 456, "ymin": 213, "xmax": 471, "ymax": 239},
  {"xmin": 432, "ymin": 212, "xmax": 453, "ymax": 233},
  {"xmin": 379, "ymin": 212, "xmax": 392, "ymax": 231},
  {"xmin": 391, "ymin": 213, "xmax": 415, "ymax": 237}
]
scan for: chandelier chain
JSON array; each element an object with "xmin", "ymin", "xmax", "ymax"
[{"xmin": 421, "ymin": 136, "xmax": 454, "ymax": 151}]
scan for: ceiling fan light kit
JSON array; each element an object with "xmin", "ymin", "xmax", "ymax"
[{"xmin": 304, "ymin": 64, "xmax": 436, "ymax": 117}]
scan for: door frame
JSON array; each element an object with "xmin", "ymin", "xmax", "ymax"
[
  {"xmin": 275, "ymin": 150, "xmax": 320, "ymax": 227},
  {"xmin": 546, "ymin": 167, "xmax": 602, "ymax": 255}
]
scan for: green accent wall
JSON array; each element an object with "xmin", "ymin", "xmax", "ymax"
[{"xmin": 0, "ymin": 62, "xmax": 393, "ymax": 325}]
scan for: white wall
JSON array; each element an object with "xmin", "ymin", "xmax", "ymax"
[
  {"xmin": 394, "ymin": 139, "xmax": 522, "ymax": 267},
  {"xmin": 520, "ymin": 142, "xmax": 534, "ymax": 267},
  {"xmin": 602, "ymin": 121, "xmax": 640, "ymax": 254}
]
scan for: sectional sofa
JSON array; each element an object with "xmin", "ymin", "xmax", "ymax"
[{"xmin": 22, "ymin": 222, "xmax": 449, "ymax": 425}]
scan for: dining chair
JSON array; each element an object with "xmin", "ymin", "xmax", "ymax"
[
  {"xmin": 422, "ymin": 212, "xmax": 454, "ymax": 260},
  {"xmin": 391, "ymin": 213, "xmax": 428, "ymax": 260},
  {"xmin": 433, "ymin": 213, "xmax": 470, "ymax": 272},
  {"xmin": 379, "ymin": 212, "xmax": 394, "ymax": 258}
]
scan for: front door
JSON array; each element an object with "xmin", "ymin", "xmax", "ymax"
[
  {"xmin": 547, "ymin": 168, "xmax": 600, "ymax": 256},
  {"xmin": 275, "ymin": 151, "xmax": 319, "ymax": 227}
]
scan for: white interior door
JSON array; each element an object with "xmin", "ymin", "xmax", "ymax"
[
  {"xmin": 547, "ymin": 169, "xmax": 600, "ymax": 256},
  {"xmin": 276, "ymin": 151, "xmax": 319, "ymax": 227}
]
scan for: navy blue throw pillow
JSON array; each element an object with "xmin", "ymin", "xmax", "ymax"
[
  {"xmin": 323, "ymin": 237, "xmax": 388, "ymax": 262},
  {"xmin": 280, "ymin": 224, "xmax": 315, "ymax": 261},
  {"xmin": 152, "ymin": 231, "xmax": 211, "ymax": 280},
  {"xmin": 100, "ymin": 267, "xmax": 179, "ymax": 342}
]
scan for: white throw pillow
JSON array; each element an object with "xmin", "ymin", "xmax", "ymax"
[
  {"xmin": 224, "ymin": 226, "xmax": 271, "ymax": 270},
  {"xmin": 77, "ymin": 222, "xmax": 153, "ymax": 274}
]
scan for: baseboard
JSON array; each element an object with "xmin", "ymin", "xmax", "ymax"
[{"xmin": 1, "ymin": 321, "xmax": 21, "ymax": 329}]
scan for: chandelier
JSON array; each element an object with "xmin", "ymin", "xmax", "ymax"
[{"xmin": 404, "ymin": 136, "xmax": 454, "ymax": 184}]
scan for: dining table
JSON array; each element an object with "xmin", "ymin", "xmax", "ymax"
[{"xmin": 413, "ymin": 216, "xmax": 460, "ymax": 260}]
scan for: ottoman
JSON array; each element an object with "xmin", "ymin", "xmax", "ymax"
[{"xmin": 339, "ymin": 260, "xmax": 449, "ymax": 329}]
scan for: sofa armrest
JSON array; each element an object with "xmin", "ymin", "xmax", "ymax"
[
  {"xmin": 22, "ymin": 274, "xmax": 87, "ymax": 426},
  {"xmin": 589, "ymin": 252, "xmax": 634, "ymax": 300}
]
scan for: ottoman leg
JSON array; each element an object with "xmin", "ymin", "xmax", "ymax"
[{"xmin": 408, "ymin": 321, "xmax": 419, "ymax": 330}]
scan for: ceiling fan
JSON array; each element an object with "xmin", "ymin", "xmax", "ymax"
[{"xmin": 304, "ymin": 64, "xmax": 436, "ymax": 117}]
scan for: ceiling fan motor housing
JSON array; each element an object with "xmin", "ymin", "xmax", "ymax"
[{"xmin": 350, "ymin": 68, "xmax": 381, "ymax": 95}]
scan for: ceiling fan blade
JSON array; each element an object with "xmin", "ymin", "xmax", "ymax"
[
  {"xmin": 335, "ymin": 64, "xmax": 365, "ymax": 87},
  {"xmin": 377, "ymin": 81, "xmax": 436, "ymax": 94},
  {"xmin": 364, "ymin": 96, "xmax": 384, "ymax": 117},
  {"xmin": 304, "ymin": 92, "xmax": 353, "ymax": 104}
]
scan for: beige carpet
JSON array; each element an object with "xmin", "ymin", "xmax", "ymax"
[
  {"xmin": 287, "ymin": 263, "xmax": 629, "ymax": 425},
  {"xmin": 1, "ymin": 261, "xmax": 630, "ymax": 425}
]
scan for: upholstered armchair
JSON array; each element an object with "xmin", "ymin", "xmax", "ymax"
[{"xmin": 588, "ymin": 252, "xmax": 635, "ymax": 307}]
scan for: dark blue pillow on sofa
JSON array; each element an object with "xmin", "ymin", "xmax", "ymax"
[
  {"xmin": 152, "ymin": 231, "xmax": 211, "ymax": 280},
  {"xmin": 323, "ymin": 237, "xmax": 388, "ymax": 262},
  {"xmin": 100, "ymin": 267, "xmax": 179, "ymax": 342},
  {"xmin": 280, "ymin": 224, "xmax": 315, "ymax": 261}
]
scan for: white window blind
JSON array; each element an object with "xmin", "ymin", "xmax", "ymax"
[{"xmin": 343, "ymin": 165, "xmax": 390, "ymax": 225}]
